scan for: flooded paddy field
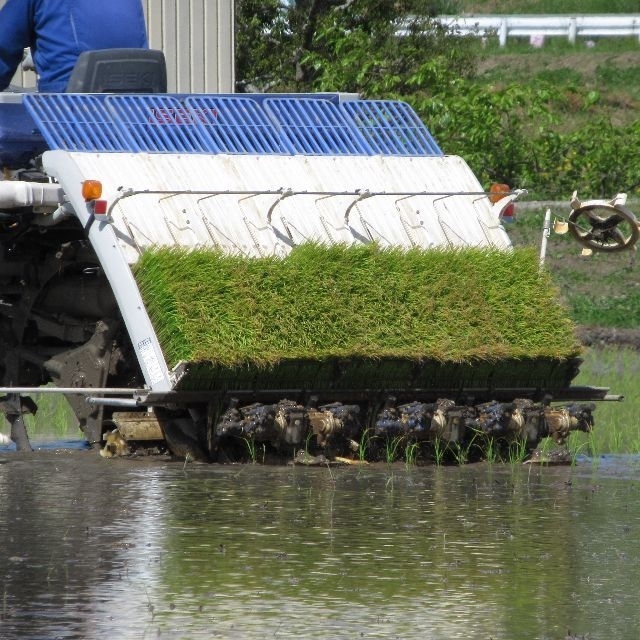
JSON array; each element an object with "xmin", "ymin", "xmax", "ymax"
[{"xmin": 1, "ymin": 441, "xmax": 639, "ymax": 640}]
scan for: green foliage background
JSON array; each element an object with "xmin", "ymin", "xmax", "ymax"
[{"xmin": 235, "ymin": 0, "xmax": 640, "ymax": 200}]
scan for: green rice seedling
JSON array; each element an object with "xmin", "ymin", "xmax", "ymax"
[
  {"xmin": 23, "ymin": 390, "xmax": 79, "ymax": 440},
  {"xmin": 454, "ymin": 430, "xmax": 479, "ymax": 465},
  {"xmin": 358, "ymin": 428, "xmax": 373, "ymax": 463},
  {"xmin": 452, "ymin": 443, "xmax": 466, "ymax": 466},
  {"xmin": 433, "ymin": 437, "xmax": 446, "ymax": 466},
  {"xmin": 572, "ymin": 346, "xmax": 640, "ymax": 455},
  {"xmin": 304, "ymin": 431, "xmax": 315, "ymax": 456},
  {"xmin": 483, "ymin": 437, "xmax": 497, "ymax": 464},
  {"xmin": 587, "ymin": 428, "xmax": 599, "ymax": 460},
  {"xmin": 452, "ymin": 441, "xmax": 471, "ymax": 466},
  {"xmin": 567, "ymin": 438, "xmax": 589, "ymax": 467},
  {"xmin": 507, "ymin": 437, "xmax": 529, "ymax": 465},
  {"xmin": 571, "ymin": 429, "xmax": 602, "ymax": 469},
  {"xmin": 537, "ymin": 436, "xmax": 555, "ymax": 461},
  {"xmin": 568, "ymin": 428, "xmax": 597, "ymax": 461},
  {"xmin": 134, "ymin": 244, "xmax": 580, "ymax": 369},
  {"xmin": 241, "ymin": 436, "xmax": 258, "ymax": 464},
  {"xmin": 384, "ymin": 434, "xmax": 405, "ymax": 465},
  {"xmin": 610, "ymin": 425, "xmax": 625, "ymax": 453},
  {"xmin": 531, "ymin": 436, "xmax": 577, "ymax": 466},
  {"xmin": 404, "ymin": 441, "xmax": 420, "ymax": 467},
  {"xmin": 630, "ymin": 429, "xmax": 640, "ymax": 455},
  {"xmin": 472, "ymin": 430, "xmax": 498, "ymax": 463}
]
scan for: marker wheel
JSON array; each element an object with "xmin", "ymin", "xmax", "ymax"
[{"xmin": 568, "ymin": 204, "xmax": 639, "ymax": 252}]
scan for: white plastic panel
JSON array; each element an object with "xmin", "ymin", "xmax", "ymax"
[{"xmin": 57, "ymin": 151, "xmax": 513, "ymax": 264}]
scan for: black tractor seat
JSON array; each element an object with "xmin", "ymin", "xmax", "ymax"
[{"xmin": 65, "ymin": 48, "xmax": 167, "ymax": 94}]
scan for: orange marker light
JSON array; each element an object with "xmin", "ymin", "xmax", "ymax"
[
  {"xmin": 82, "ymin": 180, "xmax": 103, "ymax": 201},
  {"xmin": 489, "ymin": 183, "xmax": 510, "ymax": 204}
]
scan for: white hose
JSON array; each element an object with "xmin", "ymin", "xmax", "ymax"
[{"xmin": 0, "ymin": 181, "xmax": 63, "ymax": 209}]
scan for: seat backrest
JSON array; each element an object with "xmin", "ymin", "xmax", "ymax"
[{"xmin": 65, "ymin": 49, "xmax": 167, "ymax": 94}]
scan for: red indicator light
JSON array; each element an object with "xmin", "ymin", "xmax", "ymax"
[{"xmin": 93, "ymin": 199, "xmax": 108, "ymax": 215}]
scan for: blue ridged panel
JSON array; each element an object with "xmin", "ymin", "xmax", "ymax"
[
  {"xmin": 264, "ymin": 98, "xmax": 373, "ymax": 155},
  {"xmin": 184, "ymin": 96, "xmax": 292, "ymax": 154},
  {"xmin": 23, "ymin": 93, "xmax": 137, "ymax": 151},
  {"xmin": 105, "ymin": 95, "xmax": 212, "ymax": 153},
  {"xmin": 341, "ymin": 100, "xmax": 443, "ymax": 156},
  {"xmin": 23, "ymin": 94, "xmax": 444, "ymax": 157}
]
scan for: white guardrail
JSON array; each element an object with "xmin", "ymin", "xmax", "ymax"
[{"xmin": 432, "ymin": 15, "xmax": 640, "ymax": 47}]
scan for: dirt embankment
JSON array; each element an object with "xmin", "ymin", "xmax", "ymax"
[
  {"xmin": 477, "ymin": 51, "xmax": 640, "ymax": 79},
  {"xmin": 577, "ymin": 326, "xmax": 640, "ymax": 349}
]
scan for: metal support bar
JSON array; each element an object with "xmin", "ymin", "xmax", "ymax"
[
  {"xmin": 539, "ymin": 207, "xmax": 552, "ymax": 270},
  {"xmin": 344, "ymin": 190, "xmax": 372, "ymax": 225},
  {"xmin": 266, "ymin": 188, "xmax": 294, "ymax": 224},
  {"xmin": 86, "ymin": 397, "xmax": 143, "ymax": 407},
  {"xmin": 0, "ymin": 386, "xmax": 147, "ymax": 395},
  {"xmin": 106, "ymin": 186, "xmax": 499, "ymax": 221}
]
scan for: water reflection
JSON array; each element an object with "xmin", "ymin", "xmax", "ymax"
[{"xmin": 0, "ymin": 447, "xmax": 639, "ymax": 639}]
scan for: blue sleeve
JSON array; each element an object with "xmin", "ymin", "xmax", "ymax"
[{"xmin": 0, "ymin": 0, "xmax": 34, "ymax": 90}]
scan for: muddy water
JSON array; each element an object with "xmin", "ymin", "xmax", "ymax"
[{"xmin": 0, "ymin": 443, "xmax": 639, "ymax": 640}]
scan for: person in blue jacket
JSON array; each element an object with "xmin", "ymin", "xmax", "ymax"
[{"xmin": 0, "ymin": 0, "xmax": 148, "ymax": 92}]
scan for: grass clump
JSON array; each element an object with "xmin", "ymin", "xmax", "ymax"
[{"xmin": 133, "ymin": 243, "xmax": 580, "ymax": 370}]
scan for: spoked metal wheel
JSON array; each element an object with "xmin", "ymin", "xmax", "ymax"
[{"xmin": 568, "ymin": 203, "xmax": 639, "ymax": 253}]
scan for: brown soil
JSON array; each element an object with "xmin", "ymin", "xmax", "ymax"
[
  {"xmin": 477, "ymin": 50, "xmax": 640, "ymax": 79},
  {"xmin": 577, "ymin": 325, "xmax": 640, "ymax": 349}
]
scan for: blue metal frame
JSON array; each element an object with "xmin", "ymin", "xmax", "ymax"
[{"xmin": 23, "ymin": 93, "xmax": 444, "ymax": 157}]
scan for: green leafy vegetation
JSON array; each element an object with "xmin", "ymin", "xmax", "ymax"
[{"xmin": 236, "ymin": 1, "xmax": 640, "ymax": 200}]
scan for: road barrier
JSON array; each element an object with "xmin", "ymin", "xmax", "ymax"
[{"xmin": 430, "ymin": 15, "xmax": 640, "ymax": 47}]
